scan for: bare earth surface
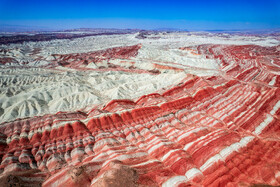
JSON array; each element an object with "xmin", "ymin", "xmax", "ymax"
[{"xmin": 0, "ymin": 31, "xmax": 280, "ymax": 186}]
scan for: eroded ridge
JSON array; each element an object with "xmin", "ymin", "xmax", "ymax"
[
  {"xmin": 0, "ymin": 43, "xmax": 280, "ymax": 187},
  {"xmin": 50, "ymin": 44, "xmax": 142, "ymax": 69},
  {"xmin": 184, "ymin": 44, "xmax": 280, "ymax": 86}
]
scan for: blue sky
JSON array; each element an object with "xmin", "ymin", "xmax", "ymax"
[{"xmin": 0, "ymin": 0, "xmax": 279, "ymax": 30}]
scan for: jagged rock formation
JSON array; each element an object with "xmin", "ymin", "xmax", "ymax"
[{"xmin": 0, "ymin": 32, "xmax": 280, "ymax": 186}]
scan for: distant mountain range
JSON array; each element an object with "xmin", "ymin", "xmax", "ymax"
[
  {"xmin": 0, "ymin": 24, "xmax": 279, "ymax": 34},
  {"xmin": 204, "ymin": 28, "xmax": 280, "ymax": 34}
]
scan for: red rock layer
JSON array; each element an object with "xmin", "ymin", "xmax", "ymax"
[
  {"xmin": 191, "ymin": 44, "xmax": 280, "ymax": 86},
  {"xmin": 46, "ymin": 44, "xmax": 162, "ymax": 74},
  {"xmin": 50, "ymin": 44, "xmax": 141, "ymax": 68},
  {"xmin": 1, "ymin": 44, "xmax": 280, "ymax": 186},
  {"xmin": 0, "ymin": 57, "xmax": 19, "ymax": 65}
]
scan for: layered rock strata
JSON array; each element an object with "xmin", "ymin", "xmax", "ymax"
[{"xmin": 0, "ymin": 43, "xmax": 280, "ymax": 186}]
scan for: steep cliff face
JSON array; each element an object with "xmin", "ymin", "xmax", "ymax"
[{"xmin": 1, "ymin": 33, "xmax": 280, "ymax": 186}]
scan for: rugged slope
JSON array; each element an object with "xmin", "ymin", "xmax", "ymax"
[{"xmin": 0, "ymin": 32, "xmax": 280, "ymax": 186}]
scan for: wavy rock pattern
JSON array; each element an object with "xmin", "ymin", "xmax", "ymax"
[
  {"xmin": 0, "ymin": 67, "xmax": 185, "ymax": 122},
  {"xmin": 0, "ymin": 42, "xmax": 280, "ymax": 186}
]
